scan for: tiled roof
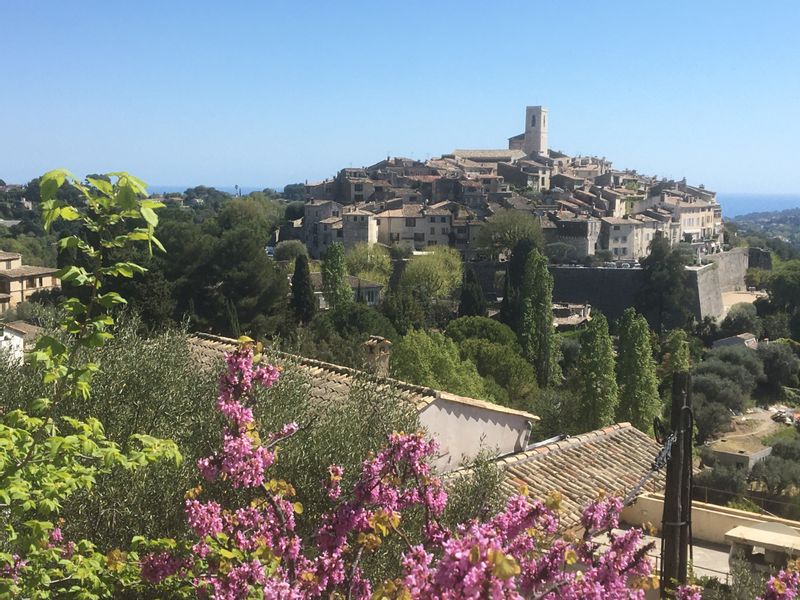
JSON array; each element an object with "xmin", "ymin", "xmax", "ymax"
[
  {"xmin": 3, "ymin": 320, "xmax": 43, "ymax": 340},
  {"xmin": 453, "ymin": 149, "xmax": 526, "ymax": 161},
  {"xmin": 0, "ymin": 265, "xmax": 59, "ymax": 278},
  {"xmin": 496, "ymin": 423, "xmax": 666, "ymax": 529},
  {"xmin": 377, "ymin": 204, "xmax": 449, "ymax": 218},
  {"xmin": 0, "ymin": 251, "xmax": 22, "ymax": 260},
  {"xmin": 187, "ymin": 334, "xmax": 538, "ymax": 421}
]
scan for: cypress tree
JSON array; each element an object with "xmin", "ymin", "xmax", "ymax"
[
  {"xmin": 501, "ymin": 238, "xmax": 538, "ymax": 329},
  {"xmin": 575, "ymin": 313, "xmax": 619, "ymax": 431},
  {"xmin": 290, "ymin": 254, "xmax": 316, "ymax": 323},
  {"xmin": 616, "ymin": 308, "xmax": 660, "ymax": 432},
  {"xmin": 321, "ymin": 243, "xmax": 352, "ymax": 311},
  {"xmin": 519, "ymin": 249, "xmax": 559, "ymax": 387},
  {"xmin": 458, "ymin": 266, "xmax": 487, "ymax": 317}
]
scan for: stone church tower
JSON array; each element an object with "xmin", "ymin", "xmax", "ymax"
[{"xmin": 523, "ymin": 105, "xmax": 548, "ymax": 157}]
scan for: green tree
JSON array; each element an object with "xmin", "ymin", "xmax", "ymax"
[
  {"xmin": 399, "ymin": 246, "xmax": 462, "ymax": 300},
  {"xmin": 283, "ymin": 183, "xmax": 306, "ymax": 201},
  {"xmin": 274, "ymin": 239, "xmax": 309, "ymax": 262},
  {"xmin": 720, "ymin": 303, "xmax": 763, "ymax": 338},
  {"xmin": 637, "ymin": 232, "xmax": 689, "ymax": 333},
  {"xmin": 499, "ymin": 238, "xmax": 538, "ymax": 330},
  {"xmin": 615, "ymin": 308, "xmax": 660, "ymax": 432},
  {"xmin": 345, "ymin": 242, "xmax": 392, "ymax": 286},
  {"xmin": 758, "ymin": 341, "xmax": 800, "ymax": 395},
  {"xmin": 0, "ymin": 170, "xmax": 181, "ymax": 596},
  {"xmin": 575, "ymin": 313, "xmax": 619, "ymax": 431},
  {"xmin": 518, "ymin": 249, "xmax": 558, "ymax": 387},
  {"xmin": 445, "ymin": 316, "xmax": 520, "ymax": 351},
  {"xmin": 290, "ymin": 253, "xmax": 316, "ymax": 324},
  {"xmin": 458, "ymin": 265, "xmax": 487, "ymax": 317},
  {"xmin": 477, "ymin": 209, "xmax": 543, "ymax": 260},
  {"xmin": 458, "ymin": 338, "xmax": 539, "ymax": 411},
  {"xmin": 390, "ymin": 330, "xmax": 488, "ymax": 400},
  {"xmin": 769, "ymin": 260, "xmax": 800, "ymax": 312},
  {"xmin": 321, "ymin": 242, "xmax": 352, "ymax": 311}
]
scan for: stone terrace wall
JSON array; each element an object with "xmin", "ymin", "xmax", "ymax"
[{"xmin": 704, "ymin": 247, "xmax": 748, "ymax": 293}]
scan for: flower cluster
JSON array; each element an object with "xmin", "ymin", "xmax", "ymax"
[{"xmin": 136, "ymin": 343, "xmax": 800, "ymax": 600}]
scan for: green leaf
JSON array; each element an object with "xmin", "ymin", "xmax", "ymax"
[
  {"xmin": 40, "ymin": 168, "xmax": 73, "ymax": 202},
  {"xmin": 140, "ymin": 206, "xmax": 158, "ymax": 227},
  {"xmin": 59, "ymin": 206, "xmax": 81, "ymax": 221},
  {"xmin": 86, "ymin": 176, "xmax": 113, "ymax": 196}
]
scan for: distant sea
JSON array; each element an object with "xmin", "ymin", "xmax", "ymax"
[{"xmin": 717, "ymin": 193, "xmax": 800, "ymax": 218}]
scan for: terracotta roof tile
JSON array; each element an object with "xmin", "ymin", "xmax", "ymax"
[
  {"xmin": 187, "ymin": 334, "xmax": 537, "ymax": 421},
  {"xmin": 497, "ymin": 423, "xmax": 666, "ymax": 529}
]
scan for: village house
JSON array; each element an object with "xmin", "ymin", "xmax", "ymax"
[
  {"xmin": 0, "ymin": 251, "xmax": 59, "ymax": 313},
  {"xmin": 303, "ymin": 200, "xmax": 343, "ymax": 258},
  {"xmin": 374, "ymin": 202, "xmax": 452, "ymax": 250},
  {"xmin": 341, "ymin": 209, "xmax": 378, "ymax": 250}
]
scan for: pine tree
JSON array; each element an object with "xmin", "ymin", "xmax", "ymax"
[
  {"xmin": 290, "ymin": 253, "xmax": 316, "ymax": 323},
  {"xmin": 615, "ymin": 308, "xmax": 660, "ymax": 433},
  {"xmin": 321, "ymin": 243, "xmax": 352, "ymax": 311},
  {"xmin": 458, "ymin": 266, "xmax": 487, "ymax": 317},
  {"xmin": 575, "ymin": 313, "xmax": 619, "ymax": 431},
  {"xmin": 518, "ymin": 249, "xmax": 559, "ymax": 387}
]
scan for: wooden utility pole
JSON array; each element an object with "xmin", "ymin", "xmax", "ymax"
[{"xmin": 660, "ymin": 371, "xmax": 692, "ymax": 598}]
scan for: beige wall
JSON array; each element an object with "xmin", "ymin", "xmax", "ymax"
[
  {"xmin": 622, "ymin": 493, "xmax": 800, "ymax": 546},
  {"xmin": 419, "ymin": 396, "xmax": 532, "ymax": 473},
  {"xmin": 377, "ymin": 214, "xmax": 451, "ymax": 250},
  {"xmin": 0, "ymin": 274, "xmax": 58, "ymax": 309}
]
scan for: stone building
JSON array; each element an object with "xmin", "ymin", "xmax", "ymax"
[
  {"xmin": 374, "ymin": 203, "xmax": 451, "ymax": 250},
  {"xmin": 0, "ymin": 251, "xmax": 59, "ymax": 313},
  {"xmin": 303, "ymin": 200, "xmax": 343, "ymax": 258},
  {"xmin": 342, "ymin": 209, "xmax": 378, "ymax": 250}
]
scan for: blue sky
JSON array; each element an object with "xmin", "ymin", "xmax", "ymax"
[{"xmin": 2, "ymin": 1, "xmax": 799, "ymax": 193}]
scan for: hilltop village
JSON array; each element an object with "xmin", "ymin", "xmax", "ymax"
[{"xmin": 290, "ymin": 106, "xmax": 722, "ymax": 263}]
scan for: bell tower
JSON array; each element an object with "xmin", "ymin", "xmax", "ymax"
[{"xmin": 523, "ymin": 105, "xmax": 548, "ymax": 157}]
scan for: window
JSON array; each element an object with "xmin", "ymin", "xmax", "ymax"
[
  {"xmin": 333, "ymin": 210, "xmax": 340, "ymax": 217},
  {"xmin": 430, "ymin": 217, "xmax": 436, "ymax": 223},
  {"xmin": 621, "ymin": 236, "xmax": 627, "ymax": 243},
  {"xmin": 441, "ymin": 227, "xmax": 448, "ymax": 234},
  {"xmin": 428, "ymin": 240, "xmax": 437, "ymax": 246},
  {"xmin": 414, "ymin": 232, "xmax": 425, "ymax": 242},
  {"xmin": 430, "ymin": 227, "xmax": 435, "ymax": 234},
  {"xmin": 440, "ymin": 216, "xmax": 446, "ymax": 223},
  {"xmin": 390, "ymin": 232, "xmax": 400, "ymax": 241},
  {"xmin": 622, "ymin": 247, "xmax": 628, "ymax": 254},
  {"xmin": 405, "ymin": 218, "xmax": 416, "ymax": 227},
  {"xmin": 354, "ymin": 194, "xmax": 363, "ymax": 202},
  {"xmin": 354, "ymin": 184, "xmax": 363, "ymax": 192},
  {"xmin": 613, "ymin": 225, "xmax": 620, "ymax": 231},
  {"xmin": 530, "ymin": 115, "xmax": 536, "ymax": 127}
]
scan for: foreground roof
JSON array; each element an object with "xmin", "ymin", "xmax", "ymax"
[
  {"xmin": 497, "ymin": 423, "xmax": 665, "ymax": 529},
  {"xmin": 188, "ymin": 334, "xmax": 538, "ymax": 421}
]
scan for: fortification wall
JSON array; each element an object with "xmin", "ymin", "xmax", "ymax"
[
  {"xmin": 748, "ymin": 247, "xmax": 773, "ymax": 271},
  {"xmin": 703, "ymin": 247, "xmax": 748, "ymax": 292},
  {"xmin": 686, "ymin": 264, "xmax": 725, "ymax": 321},
  {"xmin": 549, "ymin": 264, "xmax": 725, "ymax": 323}
]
